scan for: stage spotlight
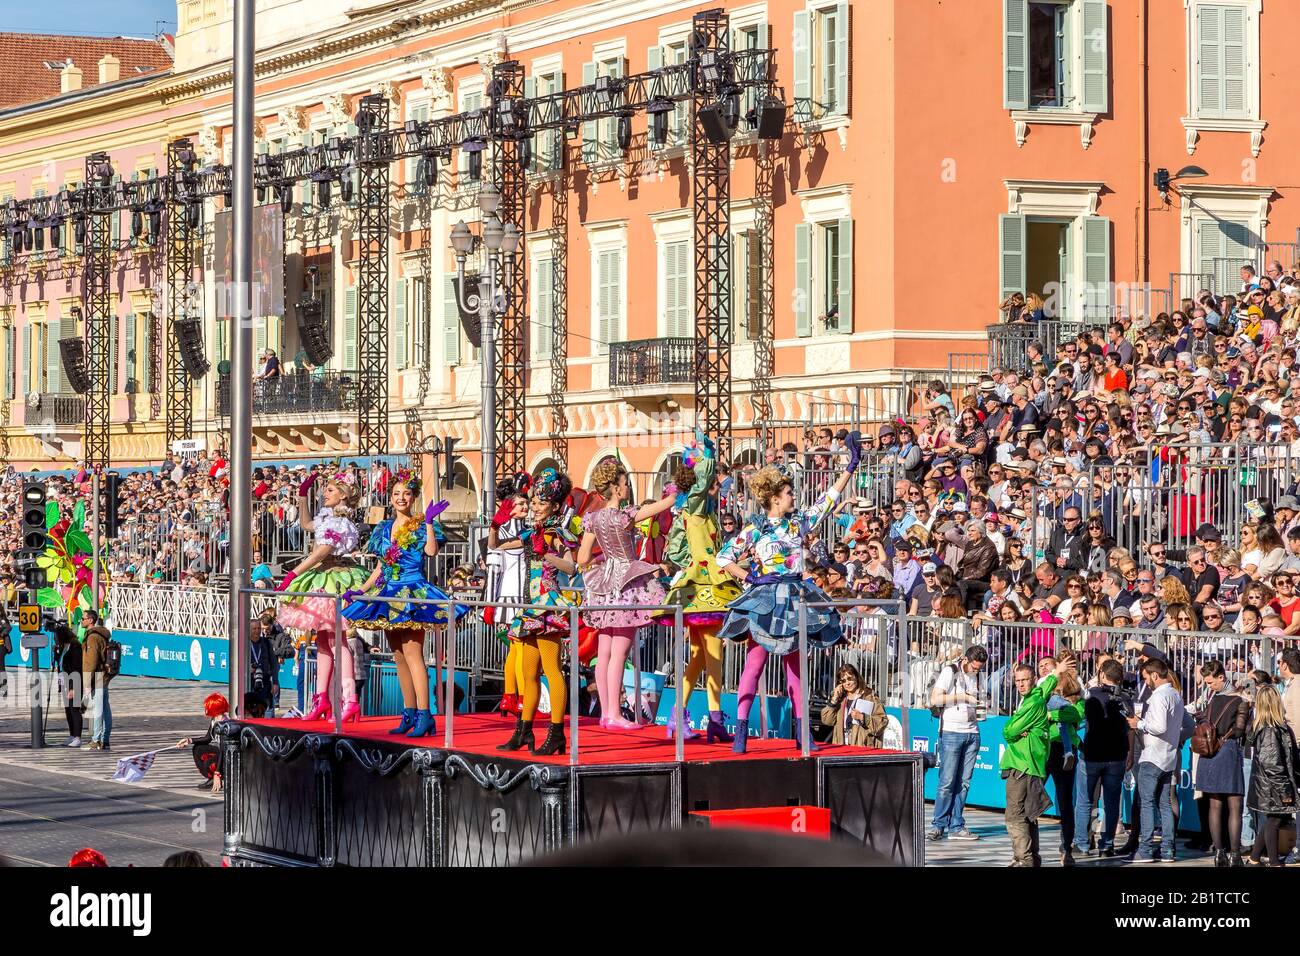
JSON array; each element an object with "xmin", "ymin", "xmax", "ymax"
[
  {"xmin": 697, "ymin": 101, "xmax": 734, "ymax": 143},
  {"xmin": 648, "ymin": 99, "xmax": 672, "ymax": 148},
  {"xmin": 699, "ymin": 50, "xmax": 722, "ymax": 86}
]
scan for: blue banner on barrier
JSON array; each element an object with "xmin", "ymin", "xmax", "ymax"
[{"xmin": 5, "ymin": 625, "xmax": 240, "ymax": 683}]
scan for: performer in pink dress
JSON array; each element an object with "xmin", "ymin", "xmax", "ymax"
[{"xmin": 577, "ymin": 459, "xmax": 676, "ymax": 729}]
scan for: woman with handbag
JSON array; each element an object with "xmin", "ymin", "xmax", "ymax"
[
  {"xmin": 1246, "ymin": 683, "xmax": 1299, "ymax": 866},
  {"xmin": 1192, "ymin": 660, "xmax": 1251, "ymax": 866}
]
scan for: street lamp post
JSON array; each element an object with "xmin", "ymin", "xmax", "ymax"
[{"xmin": 450, "ymin": 185, "xmax": 519, "ymax": 521}]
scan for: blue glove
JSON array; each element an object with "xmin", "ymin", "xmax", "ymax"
[{"xmin": 844, "ymin": 430, "xmax": 863, "ymax": 474}]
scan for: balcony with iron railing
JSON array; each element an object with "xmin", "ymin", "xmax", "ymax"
[
  {"xmin": 217, "ymin": 370, "xmax": 359, "ymax": 418},
  {"xmin": 608, "ymin": 337, "xmax": 695, "ymax": 388},
  {"xmin": 28, "ymin": 393, "xmax": 86, "ymax": 427}
]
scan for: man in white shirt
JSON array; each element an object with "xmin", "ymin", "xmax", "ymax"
[
  {"xmin": 1126, "ymin": 658, "xmax": 1186, "ymax": 863},
  {"xmin": 926, "ymin": 645, "xmax": 989, "ymax": 843}
]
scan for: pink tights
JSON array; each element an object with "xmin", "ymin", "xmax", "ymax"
[
  {"xmin": 735, "ymin": 644, "xmax": 803, "ymax": 721},
  {"xmin": 596, "ymin": 628, "xmax": 637, "ymax": 721},
  {"xmin": 314, "ymin": 630, "xmax": 356, "ymax": 703}
]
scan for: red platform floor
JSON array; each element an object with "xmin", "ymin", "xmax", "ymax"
[{"xmin": 248, "ymin": 712, "xmax": 894, "ymax": 767}]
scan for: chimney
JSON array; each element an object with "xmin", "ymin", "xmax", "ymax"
[
  {"xmin": 98, "ymin": 54, "xmax": 120, "ymax": 84},
  {"xmin": 60, "ymin": 61, "xmax": 83, "ymax": 93}
]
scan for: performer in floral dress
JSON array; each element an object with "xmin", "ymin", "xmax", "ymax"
[{"xmin": 718, "ymin": 432, "xmax": 862, "ymax": 752}]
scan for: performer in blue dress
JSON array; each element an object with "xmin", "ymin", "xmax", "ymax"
[
  {"xmin": 342, "ymin": 469, "xmax": 460, "ymax": 737},
  {"xmin": 717, "ymin": 432, "xmax": 862, "ymax": 752}
]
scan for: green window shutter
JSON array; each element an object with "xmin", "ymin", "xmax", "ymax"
[
  {"xmin": 45, "ymin": 323, "xmax": 57, "ymax": 394},
  {"xmin": 793, "ymin": 11, "xmax": 812, "ymax": 121},
  {"xmin": 21, "ymin": 325, "xmax": 30, "ymax": 397},
  {"xmin": 668, "ymin": 241, "xmax": 692, "ymax": 337},
  {"xmin": 254, "ymin": 315, "xmax": 267, "ymax": 356},
  {"xmin": 597, "ymin": 250, "xmax": 614, "ymax": 353},
  {"xmin": 1197, "ymin": 220, "xmax": 1222, "ymax": 280},
  {"xmin": 109, "ymin": 316, "xmax": 118, "ymax": 393},
  {"xmin": 1003, "ymin": 0, "xmax": 1029, "ymax": 110},
  {"xmin": 795, "ymin": 222, "xmax": 812, "ymax": 337},
  {"xmin": 1198, "ymin": 5, "xmax": 1222, "ymax": 116},
  {"xmin": 394, "ymin": 277, "xmax": 408, "ymax": 369},
  {"xmin": 143, "ymin": 316, "xmax": 153, "ymax": 392},
  {"xmin": 836, "ymin": 217, "xmax": 854, "ymax": 333},
  {"xmin": 59, "ymin": 310, "xmax": 75, "ymax": 392},
  {"xmin": 444, "ymin": 277, "xmax": 460, "ymax": 365},
  {"xmin": 5, "ymin": 326, "xmax": 14, "ymax": 400},
  {"xmin": 1222, "ymin": 5, "xmax": 1247, "ymax": 117},
  {"xmin": 124, "ymin": 314, "xmax": 136, "ymax": 393},
  {"xmin": 1082, "ymin": 216, "xmax": 1111, "ymax": 317},
  {"xmin": 343, "ymin": 287, "xmax": 358, "ymax": 370},
  {"xmin": 1080, "ymin": 0, "xmax": 1108, "ymax": 113},
  {"xmin": 582, "ymin": 62, "xmax": 597, "ymax": 164},
  {"xmin": 834, "ymin": 3, "xmax": 850, "ymax": 117},
  {"xmin": 999, "ymin": 214, "xmax": 1027, "ymax": 304},
  {"xmin": 536, "ymin": 259, "xmax": 553, "ymax": 359}
]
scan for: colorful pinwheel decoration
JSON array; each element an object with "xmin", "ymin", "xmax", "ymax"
[{"xmin": 35, "ymin": 498, "xmax": 109, "ymax": 634}]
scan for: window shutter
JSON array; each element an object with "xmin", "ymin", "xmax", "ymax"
[
  {"xmin": 21, "ymin": 324, "xmax": 30, "ymax": 397},
  {"xmin": 45, "ymin": 323, "xmax": 58, "ymax": 394},
  {"xmin": 732, "ymin": 231, "xmax": 748, "ymax": 337},
  {"xmin": 58, "ymin": 309, "xmax": 75, "ymax": 392},
  {"xmin": 254, "ymin": 314, "xmax": 267, "ymax": 355},
  {"xmin": 444, "ymin": 277, "xmax": 460, "ymax": 365},
  {"xmin": 143, "ymin": 316, "xmax": 153, "ymax": 392},
  {"xmin": 1198, "ymin": 5, "xmax": 1222, "ymax": 116},
  {"xmin": 394, "ymin": 277, "xmax": 408, "ymax": 369},
  {"xmin": 1222, "ymin": 5, "xmax": 1247, "ymax": 117},
  {"xmin": 999, "ymin": 214, "xmax": 1027, "ymax": 304},
  {"xmin": 582, "ymin": 62, "xmax": 597, "ymax": 164},
  {"xmin": 1080, "ymin": 0, "xmax": 1108, "ymax": 113},
  {"xmin": 5, "ymin": 326, "xmax": 14, "ymax": 400},
  {"xmin": 793, "ymin": 11, "xmax": 812, "ymax": 120},
  {"xmin": 795, "ymin": 222, "xmax": 811, "ymax": 337},
  {"xmin": 1197, "ymin": 220, "xmax": 1222, "ymax": 279},
  {"xmin": 1082, "ymin": 216, "xmax": 1111, "ymax": 318},
  {"xmin": 597, "ymin": 250, "xmax": 613, "ymax": 353},
  {"xmin": 747, "ymin": 229, "xmax": 763, "ymax": 339},
  {"xmin": 1003, "ymin": 0, "xmax": 1029, "ymax": 110},
  {"xmin": 834, "ymin": 3, "xmax": 850, "ymax": 117},
  {"xmin": 343, "ymin": 287, "xmax": 358, "ymax": 370},
  {"xmin": 123, "ymin": 314, "xmax": 135, "ymax": 393},
  {"xmin": 108, "ymin": 317, "xmax": 118, "ymax": 393},
  {"xmin": 536, "ymin": 259, "xmax": 553, "ymax": 359},
  {"xmin": 836, "ymin": 217, "xmax": 854, "ymax": 333}
]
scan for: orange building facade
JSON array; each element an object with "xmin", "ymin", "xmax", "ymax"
[{"xmin": 0, "ymin": 0, "xmax": 1295, "ymax": 499}]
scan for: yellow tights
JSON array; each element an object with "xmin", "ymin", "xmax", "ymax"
[
  {"xmin": 503, "ymin": 640, "xmax": 524, "ymax": 696},
  {"xmin": 520, "ymin": 635, "xmax": 566, "ymax": 725},
  {"xmin": 678, "ymin": 624, "xmax": 724, "ymax": 713}
]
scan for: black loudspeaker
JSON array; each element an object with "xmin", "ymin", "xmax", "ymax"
[
  {"xmin": 297, "ymin": 298, "xmax": 333, "ymax": 366},
  {"xmin": 756, "ymin": 96, "xmax": 787, "ymax": 140},
  {"xmin": 456, "ymin": 274, "xmax": 482, "ymax": 343},
  {"xmin": 697, "ymin": 102, "xmax": 733, "ymax": 144},
  {"xmin": 58, "ymin": 337, "xmax": 90, "ymax": 394},
  {"xmin": 176, "ymin": 317, "xmax": 211, "ymax": 378}
]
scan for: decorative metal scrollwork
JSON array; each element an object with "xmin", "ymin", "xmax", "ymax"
[
  {"xmin": 334, "ymin": 737, "xmax": 446, "ymax": 777},
  {"xmin": 444, "ymin": 754, "xmax": 570, "ymax": 793},
  {"xmin": 237, "ymin": 725, "xmax": 316, "ymax": 763}
]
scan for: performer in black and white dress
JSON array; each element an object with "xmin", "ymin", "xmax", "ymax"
[{"xmin": 488, "ymin": 474, "xmax": 533, "ymax": 716}]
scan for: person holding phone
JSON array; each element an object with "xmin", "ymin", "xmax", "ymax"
[{"xmin": 821, "ymin": 664, "xmax": 887, "ymax": 748}]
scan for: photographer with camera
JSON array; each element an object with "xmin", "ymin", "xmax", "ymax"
[
  {"xmin": 926, "ymin": 645, "xmax": 989, "ymax": 842},
  {"xmin": 1126, "ymin": 657, "xmax": 1187, "ymax": 863},
  {"xmin": 1072, "ymin": 658, "xmax": 1131, "ymax": 857},
  {"xmin": 246, "ymin": 615, "xmax": 279, "ymax": 716}
]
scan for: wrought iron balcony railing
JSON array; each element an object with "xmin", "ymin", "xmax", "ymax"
[
  {"xmin": 608, "ymin": 337, "xmax": 695, "ymax": 387},
  {"xmin": 217, "ymin": 370, "xmax": 359, "ymax": 418},
  {"xmin": 30, "ymin": 393, "xmax": 85, "ymax": 427}
]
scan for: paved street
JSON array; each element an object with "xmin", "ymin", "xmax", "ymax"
[{"xmin": 0, "ymin": 675, "xmax": 224, "ymax": 866}]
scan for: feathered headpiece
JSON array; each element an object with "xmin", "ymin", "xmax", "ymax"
[
  {"xmin": 534, "ymin": 467, "xmax": 570, "ymax": 505},
  {"xmin": 392, "ymin": 467, "xmax": 421, "ymax": 494}
]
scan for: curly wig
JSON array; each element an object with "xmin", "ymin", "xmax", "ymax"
[
  {"xmin": 590, "ymin": 458, "xmax": 627, "ymax": 496},
  {"xmin": 749, "ymin": 466, "xmax": 792, "ymax": 509}
]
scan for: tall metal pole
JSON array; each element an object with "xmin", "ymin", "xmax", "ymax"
[
  {"xmin": 228, "ymin": 0, "xmax": 255, "ymax": 717},
  {"xmin": 91, "ymin": 472, "xmax": 100, "ymax": 612},
  {"xmin": 480, "ymin": 255, "xmax": 496, "ymax": 522}
]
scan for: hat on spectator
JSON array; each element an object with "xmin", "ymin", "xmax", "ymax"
[
  {"xmin": 1194, "ymin": 522, "xmax": 1222, "ymax": 542},
  {"xmin": 1017, "ymin": 424, "xmax": 1039, "ymax": 434},
  {"xmin": 933, "ymin": 456, "xmax": 952, "ymax": 467},
  {"xmin": 951, "ymin": 501, "xmax": 967, "ymax": 512},
  {"xmin": 828, "ymin": 561, "xmax": 849, "ymax": 578},
  {"xmin": 1011, "ymin": 447, "xmax": 1030, "ymax": 460},
  {"xmin": 892, "ymin": 537, "xmax": 913, "ymax": 553},
  {"xmin": 984, "ymin": 512, "xmax": 1000, "ymax": 524},
  {"xmin": 1276, "ymin": 495, "xmax": 1300, "ymax": 512},
  {"xmin": 854, "ymin": 497, "xmax": 872, "ymax": 509},
  {"xmin": 979, "ymin": 380, "xmax": 999, "ymax": 392},
  {"xmin": 1111, "ymin": 607, "xmax": 1132, "ymax": 622},
  {"xmin": 1050, "ymin": 456, "xmax": 1068, "ymax": 467},
  {"xmin": 959, "ymin": 456, "xmax": 975, "ymax": 469},
  {"xmin": 1008, "ymin": 508, "xmax": 1027, "ymax": 520},
  {"xmin": 878, "ymin": 424, "xmax": 895, "ymax": 437},
  {"xmin": 1193, "ymin": 368, "xmax": 1210, "ymax": 379},
  {"xmin": 922, "ymin": 562, "xmax": 938, "ymax": 574}
]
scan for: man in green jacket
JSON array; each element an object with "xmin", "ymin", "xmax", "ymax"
[{"xmin": 1002, "ymin": 656, "xmax": 1074, "ymax": 866}]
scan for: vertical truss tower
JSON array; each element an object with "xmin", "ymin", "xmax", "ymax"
[{"xmin": 356, "ymin": 94, "xmax": 390, "ymax": 457}]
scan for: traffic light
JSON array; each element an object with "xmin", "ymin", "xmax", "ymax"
[
  {"xmin": 441, "ymin": 437, "xmax": 459, "ymax": 491},
  {"xmin": 104, "ymin": 472, "xmax": 122, "ymax": 539},
  {"xmin": 17, "ymin": 481, "xmax": 48, "ymax": 593}
]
